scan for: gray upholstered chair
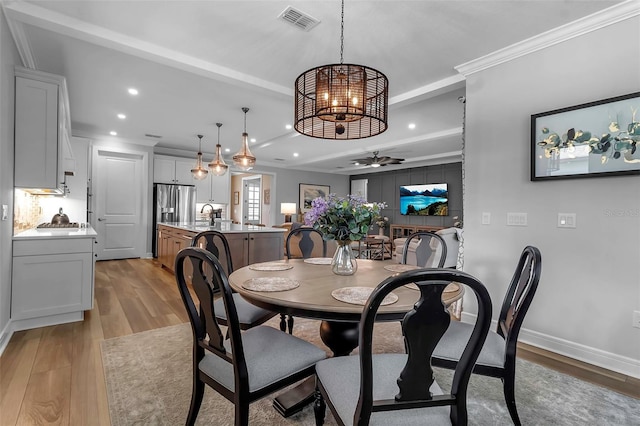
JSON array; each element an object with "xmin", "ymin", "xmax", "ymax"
[
  {"xmin": 313, "ymin": 268, "xmax": 493, "ymax": 426},
  {"xmin": 191, "ymin": 230, "xmax": 282, "ymax": 332},
  {"xmin": 432, "ymin": 246, "xmax": 542, "ymax": 426},
  {"xmin": 175, "ymin": 247, "xmax": 327, "ymax": 426},
  {"xmin": 401, "ymin": 231, "xmax": 448, "ymax": 267}
]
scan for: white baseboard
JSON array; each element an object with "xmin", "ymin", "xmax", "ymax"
[
  {"xmin": 0, "ymin": 322, "xmax": 13, "ymax": 357},
  {"xmin": 460, "ymin": 312, "xmax": 640, "ymax": 379}
]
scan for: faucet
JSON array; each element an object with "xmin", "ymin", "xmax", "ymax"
[{"xmin": 200, "ymin": 204, "xmax": 215, "ymax": 226}]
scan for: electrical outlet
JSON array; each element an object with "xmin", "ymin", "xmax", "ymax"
[
  {"xmin": 507, "ymin": 212, "xmax": 527, "ymax": 226},
  {"xmin": 633, "ymin": 311, "xmax": 640, "ymax": 329},
  {"xmin": 558, "ymin": 213, "xmax": 577, "ymax": 228},
  {"xmin": 482, "ymin": 212, "xmax": 491, "ymax": 225}
]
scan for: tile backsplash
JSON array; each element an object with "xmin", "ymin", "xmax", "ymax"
[{"xmin": 13, "ymin": 190, "xmax": 41, "ymax": 233}]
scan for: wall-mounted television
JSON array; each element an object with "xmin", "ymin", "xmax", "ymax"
[{"xmin": 399, "ymin": 183, "xmax": 448, "ymax": 216}]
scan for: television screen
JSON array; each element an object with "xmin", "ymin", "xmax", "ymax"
[{"xmin": 399, "ymin": 183, "xmax": 448, "ymax": 216}]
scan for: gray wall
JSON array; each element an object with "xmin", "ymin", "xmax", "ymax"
[
  {"xmin": 464, "ymin": 16, "xmax": 639, "ymax": 376},
  {"xmin": 350, "ymin": 162, "xmax": 463, "ymax": 229}
]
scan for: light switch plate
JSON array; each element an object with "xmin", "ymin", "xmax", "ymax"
[
  {"xmin": 507, "ymin": 212, "xmax": 527, "ymax": 226},
  {"xmin": 558, "ymin": 213, "xmax": 577, "ymax": 228},
  {"xmin": 481, "ymin": 212, "xmax": 491, "ymax": 225}
]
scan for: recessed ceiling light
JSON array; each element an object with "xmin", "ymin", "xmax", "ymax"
[
  {"xmin": 225, "ymin": 148, "xmax": 230, "ymax": 153},
  {"xmin": 128, "ymin": 88, "xmax": 138, "ymax": 95},
  {"xmin": 293, "ymin": 152, "xmax": 299, "ymax": 157},
  {"xmin": 285, "ymin": 124, "xmax": 292, "ymax": 130},
  {"xmin": 408, "ymin": 123, "xmax": 416, "ymax": 129},
  {"xmin": 110, "ymin": 131, "xmax": 117, "ymax": 136},
  {"xmin": 117, "ymin": 113, "xmax": 126, "ymax": 119},
  {"xmin": 250, "ymin": 138, "xmax": 256, "ymax": 143}
]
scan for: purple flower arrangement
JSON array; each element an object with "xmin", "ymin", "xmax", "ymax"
[{"xmin": 304, "ymin": 194, "xmax": 386, "ymax": 242}]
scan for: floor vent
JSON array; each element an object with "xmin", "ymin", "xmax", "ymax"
[{"xmin": 278, "ymin": 6, "xmax": 320, "ymax": 32}]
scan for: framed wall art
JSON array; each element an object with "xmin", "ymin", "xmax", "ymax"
[
  {"xmin": 299, "ymin": 183, "xmax": 330, "ymax": 212},
  {"xmin": 531, "ymin": 92, "xmax": 640, "ymax": 181},
  {"xmin": 233, "ymin": 191, "xmax": 240, "ymax": 205}
]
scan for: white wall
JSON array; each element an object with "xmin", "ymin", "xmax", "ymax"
[
  {"xmin": 0, "ymin": 9, "xmax": 21, "ymax": 351},
  {"xmin": 464, "ymin": 16, "xmax": 640, "ymax": 377}
]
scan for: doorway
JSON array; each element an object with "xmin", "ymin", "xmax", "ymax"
[{"xmin": 242, "ymin": 177, "xmax": 261, "ymax": 225}]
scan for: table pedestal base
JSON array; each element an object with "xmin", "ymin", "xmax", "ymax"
[{"xmin": 273, "ymin": 320, "xmax": 359, "ymax": 417}]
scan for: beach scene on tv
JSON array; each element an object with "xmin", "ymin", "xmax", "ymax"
[{"xmin": 399, "ymin": 183, "xmax": 448, "ymax": 216}]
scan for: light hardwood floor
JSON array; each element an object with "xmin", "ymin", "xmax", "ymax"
[{"xmin": 1, "ymin": 258, "xmax": 638, "ymax": 425}]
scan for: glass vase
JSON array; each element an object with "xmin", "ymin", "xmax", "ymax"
[{"xmin": 332, "ymin": 240, "xmax": 358, "ymax": 275}]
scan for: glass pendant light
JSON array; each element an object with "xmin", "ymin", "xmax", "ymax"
[
  {"xmin": 191, "ymin": 134, "xmax": 209, "ymax": 180},
  {"xmin": 232, "ymin": 107, "xmax": 256, "ymax": 171},
  {"xmin": 208, "ymin": 123, "xmax": 228, "ymax": 176}
]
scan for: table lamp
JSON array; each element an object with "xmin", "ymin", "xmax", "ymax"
[{"xmin": 280, "ymin": 203, "xmax": 296, "ymax": 223}]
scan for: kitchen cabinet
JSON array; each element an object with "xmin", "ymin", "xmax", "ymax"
[
  {"xmin": 194, "ymin": 173, "xmax": 230, "ymax": 203},
  {"xmin": 156, "ymin": 224, "xmax": 284, "ymax": 273},
  {"xmin": 14, "ymin": 67, "xmax": 73, "ymax": 194},
  {"xmin": 11, "ymin": 235, "xmax": 96, "ymax": 328},
  {"xmin": 154, "ymin": 155, "xmax": 196, "ymax": 184}
]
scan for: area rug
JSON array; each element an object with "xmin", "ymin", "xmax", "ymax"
[{"xmin": 102, "ymin": 318, "xmax": 639, "ymax": 425}]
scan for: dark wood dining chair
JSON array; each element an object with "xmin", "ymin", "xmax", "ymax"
[
  {"xmin": 191, "ymin": 230, "xmax": 282, "ymax": 332},
  {"xmin": 282, "ymin": 227, "xmax": 327, "ymax": 334},
  {"xmin": 431, "ymin": 245, "xmax": 542, "ymax": 425},
  {"xmin": 314, "ymin": 268, "xmax": 493, "ymax": 425},
  {"xmin": 175, "ymin": 247, "xmax": 327, "ymax": 426},
  {"xmin": 401, "ymin": 231, "xmax": 448, "ymax": 268}
]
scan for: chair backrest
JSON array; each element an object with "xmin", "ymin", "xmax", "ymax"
[
  {"xmin": 401, "ymin": 231, "xmax": 447, "ymax": 267},
  {"xmin": 286, "ymin": 227, "xmax": 327, "ymax": 259},
  {"xmin": 356, "ymin": 269, "xmax": 492, "ymax": 425},
  {"xmin": 191, "ymin": 230, "xmax": 234, "ymax": 275},
  {"xmin": 498, "ymin": 246, "xmax": 542, "ymax": 365},
  {"xmin": 434, "ymin": 227, "xmax": 460, "ymax": 268},
  {"xmin": 174, "ymin": 247, "xmax": 250, "ymax": 397}
]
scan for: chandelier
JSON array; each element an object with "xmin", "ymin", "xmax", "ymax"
[
  {"xmin": 232, "ymin": 107, "xmax": 256, "ymax": 171},
  {"xmin": 190, "ymin": 134, "xmax": 208, "ymax": 180},
  {"xmin": 294, "ymin": 0, "xmax": 388, "ymax": 140},
  {"xmin": 208, "ymin": 122, "xmax": 228, "ymax": 176}
]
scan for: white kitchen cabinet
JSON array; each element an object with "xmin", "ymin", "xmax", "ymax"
[
  {"xmin": 11, "ymin": 236, "xmax": 96, "ymax": 325},
  {"xmin": 194, "ymin": 172, "xmax": 230, "ymax": 203},
  {"xmin": 14, "ymin": 67, "xmax": 73, "ymax": 193},
  {"xmin": 154, "ymin": 155, "xmax": 196, "ymax": 184}
]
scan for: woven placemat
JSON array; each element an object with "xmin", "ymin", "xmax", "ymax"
[
  {"xmin": 405, "ymin": 282, "xmax": 460, "ymax": 293},
  {"xmin": 384, "ymin": 264, "xmax": 420, "ymax": 273},
  {"xmin": 331, "ymin": 286, "xmax": 398, "ymax": 306},
  {"xmin": 242, "ymin": 277, "xmax": 300, "ymax": 292},
  {"xmin": 303, "ymin": 257, "xmax": 332, "ymax": 265},
  {"xmin": 248, "ymin": 262, "xmax": 293, "ymax": 271}
]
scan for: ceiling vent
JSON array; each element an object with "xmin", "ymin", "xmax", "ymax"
[
  {"xmin": 145, "ymin": 133, "xmax": 162, "ymax": 139},
  {"xmin": 278, "ymin": 6, "xmax": 320, "ymax": 32}
]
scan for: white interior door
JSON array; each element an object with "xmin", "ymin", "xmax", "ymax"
[
  {"xmin": 242, "ymin": 177, "xmax": 261, "ymax": 225},
  {"xmin": 93, "ymin": 148, "xmax": 147, "ymax": 260}
]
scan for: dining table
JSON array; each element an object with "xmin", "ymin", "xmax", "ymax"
[{"xmin": 228, "ymin": 257, "xmax": 465, "ymax": 417}]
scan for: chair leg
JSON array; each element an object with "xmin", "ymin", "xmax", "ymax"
[
  {"xmin": 235, "ymin": 401, "xmax": 250, "ymax": 426},
  {"xmin": 503, "ymin": 372, "xmax": 521, "ymax": 426},
  {"xmin": 186, "ymin": 377, "xmax": 205, "ymax": 426},
  {"xmin": 287, "ymin": 315, "xmax": 295, "ymax": 334},
  {"xmin": 279, "ymin": 313, "xmax": 287, "ymax": 332},
  {"xmin": 314, "ymin": 388, "xmax": 326, "ymax": 426}
]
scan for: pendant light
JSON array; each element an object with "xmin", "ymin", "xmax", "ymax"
[
  {"xmin": 294, "ymin": 0, "xmax": 388, "ymax": 140},
  {"xmin": 208, "ymin": 123, "xmax": 228, "ymax": 176},
  {"xmin": 232, "ymin": 107, "xmax": 256, "ymax": 171},
  {"xmin": 191, "ymin": 134, "xmax": 208, "ymax": 180}
]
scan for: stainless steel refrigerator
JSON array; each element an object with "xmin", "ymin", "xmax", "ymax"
[{"xmin": 153, "ymin": 183, "xmax": 196, "ymax": 257}]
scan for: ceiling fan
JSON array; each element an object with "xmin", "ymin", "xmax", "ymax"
[{"xmin": 351, "ymin": 151, "xmax": 404, "ymax": 168}]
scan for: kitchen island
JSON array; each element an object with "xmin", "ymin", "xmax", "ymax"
[
  {"xmin": 157, "ymin": 222, "xmax": 285, "ymax": 272},
  {"xmin": 12, "ymin": 225, "xmax": 98, "ymax": 331}
]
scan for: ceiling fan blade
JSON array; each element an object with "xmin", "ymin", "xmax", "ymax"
[{"xmin": 378, "ymin": 157, "xmax": 404, "ymax": 165}]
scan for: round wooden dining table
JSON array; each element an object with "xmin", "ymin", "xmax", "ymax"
[{"xmin": 228, "ymin": 257, "xmax": 465, "ymax": 417}]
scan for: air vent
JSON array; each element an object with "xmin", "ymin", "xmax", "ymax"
[
  {"xmin": 278, "ymin": 6, "xmax": 320, "ymax": 32},
  {"xmin": 145, "ymin": 133, "xmax": 162, "ymax": 139},
  {"xmin": 274, "ymin": 158, "xmax": 286, "ymax": 161}
]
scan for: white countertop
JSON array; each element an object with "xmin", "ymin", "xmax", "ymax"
[
  {"xmin": 159, "ymin": 222, "xmax": 286, "ymax": 234},
  {"xmin": 14, "ymin": 225, "xmax": 98, "ymax": 240}
]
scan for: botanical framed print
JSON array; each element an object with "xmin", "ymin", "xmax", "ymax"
[
  {"xmin": 531, "ymin": 92, "xmax": 640, "ymax": 181},
  {"xmin": 299, "ymin": 183, "xmax": 330, "ymax": 212},
  {"xmin": 263, "ymin": 188, "xmax": 270, "ymax": 205},
  {"xmin": 233, "ymin": 191, "xmax": 240, "ymax": 205}
]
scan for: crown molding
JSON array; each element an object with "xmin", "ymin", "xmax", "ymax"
[
  {"xmin": 456, "ymin": 0, "xmax": 640, "ymax": 76},
  {"xmin": 2, "ymin": 6, "xmax": 36, "ymax": 69}
]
